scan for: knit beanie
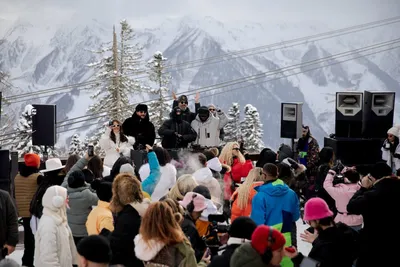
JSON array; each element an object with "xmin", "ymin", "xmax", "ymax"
[
  {"xmin": 178, "ymin": 95, "xmax": 188, "ymax": 103},
  {"xmin": 370, "ymin": 162, "xmax": 393, "ymax": 180},
  {"xmin": 387, "ymin": 125, "xmax": 400, "ymax": 138},
  {"xmin": 251, "ymin": 225, "xmax": 286, "ymax": 254},
  {"xmin": 229, "ymin": 217, "xmax": 257, "ymax": 240},
  {"xmin": 120, "ymin": 163, "xmax": 135, "ymax": 175},
  {"xmin": 24, "ymin": 153, "xmax": 41, "ymax": 168},
  {"xmin": 135, "ymin": 104, "xmax": 148, "ymax": 113},
  {"xmin": 91, "ymin": 180, "xmax": 113, "ymax": 202},
  {"xmin": 77, "ymin": 235, "xmax": 112, "ymax": 264},
  {"xmin": 67, "ymin": 170, "xmax": 85, "ymax": 188}
]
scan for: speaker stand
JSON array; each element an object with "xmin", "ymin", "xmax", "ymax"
[{"xmin": 43, "ymin": 146, "xmax": 48, "ymax": 161}]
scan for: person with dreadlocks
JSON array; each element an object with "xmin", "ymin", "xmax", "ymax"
[
  {"xmin": 158, "ymin": 106, "xmax": 197, "ymax": 149},
  {"xmin": 297, "ymin": 125, "xmax": 320, "ymax": 185}
]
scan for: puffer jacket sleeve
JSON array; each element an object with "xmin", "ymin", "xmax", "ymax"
[
  {"xmin": 323, "ymin": 170, "xmax": 342, "ymax": 199},
  {"xmin": 182, "ymin": 125, "xmax": 197, "ymax": 142},
  {"xmin": 99, "ymin": 128, "xmax": 114, "ymax": 152},
  {"xmin": 347, "ymin": 187, "xmax": 369, "ymax": 215},
  {"xmin": 141, "ymin": 151, "xmax": 161, "ymax": 196},
  {"xmin": 158, "ymin": 120, "xmax": 175, "ymax": 136},
  {"xmin": 250, "ymin": 193, "xmax": 266, "ymax": 225},
  {"xmin": 38, "ymin": 226, "xmax": 61, "ymax": 267},
  {"xmin": 61, "ymin": 158, "xmax": 89, "ymax": 188},
  {"xmin": 5, "ymin": 191, "xmax": 19, "ymax": 246},
  {"xmin": 217, "ymin": 111, "xmax": 229, "ymax": 129},
  {"xmin": 120, "ymin": 136, "xmax": 135, "ymax": 156}
]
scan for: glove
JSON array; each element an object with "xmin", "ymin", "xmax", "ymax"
[{"xmin": 244, "ymin": 153, "xmax": 251, "ymax": 160}]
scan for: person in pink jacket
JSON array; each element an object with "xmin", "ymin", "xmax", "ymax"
[{"xmin": 323, "ymin": 167, "xmax": 363, "ymax": 231}]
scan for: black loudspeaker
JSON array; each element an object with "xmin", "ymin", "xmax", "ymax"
[
  {"xmin": 362, "ymin": 91, "xmax": 395, "ymax": 139},
  {"xmin": 280, "ymin": 102, "xmax": 303, "ymax": 139},
  {"xmin": 0, "ymin": 150, "xmax": 10, "ymax": 193},
  {"xmin": 9, "ymin": 151, "xmax": 18, "ymax": 198},
  {"xmin": 324, "ymin": 137, "xmax": 383, "ymax": 165},
  {"xmin": 335, "ymin": 92, "xmax": 363, "ymax": 138},
  {"xmin": 32, "ymin": 104, "xmax": 57, "ymax": 146}
]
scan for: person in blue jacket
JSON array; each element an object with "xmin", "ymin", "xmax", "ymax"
[{"xmin": 250, "ymin": 163, "xmax": 300, "ymax": 267}]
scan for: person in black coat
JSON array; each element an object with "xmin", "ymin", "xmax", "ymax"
[
  {"xmin": 208, "ymin": 217, "xmax": 257, "ymax": 267},
  {"xmin": 158, "ymin": 106, "xmax": 197, "ymax": 149},
  {"xmin": 108, "ymin": 173, "xmax": 150, "ymax": 267},
  {"xmin": 172, "ymin": 94, "xmax": 200, "ymax": 123},
  {"xmin": 0, "ymin": 189, "xmax": 18, "ymax": 261},
  {"xmin": 347, "ymin": 162, "xmax": 400, "ymax": 267},
  {"xmin": 122, "ymin": 104, "xmax": 156, "ymax": 150}
]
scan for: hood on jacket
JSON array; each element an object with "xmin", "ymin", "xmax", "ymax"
[
  {"xmin": 255, "ymin": 179, "xmax": 289, "ymax": 197},
  {"xmin": 256, "ymin": 148, "xmax": 277, "ymax": 168},
  {"xmin": 193, "ymin": 167, "xmax": 214, "ymax": 183},
  {"xmin": 199, "ymin": 199, "xmax": 219, "ymax": 221},
  {"xmin": 132, "ymin": 108, "xmax": 150, "ymax": 123},
  {"xmin": 207, "ymin": 157, "xmax": 222, "ymax": 172},
  {"xmin": 134, "ymin": 234, "xmax": 165, "ymax": 261},
  {"xmin": 196, "ymin": 106, "xmax": 211, "ymax": 122},
  {"xmin": 130, "ymin": 198, "xmax": 151, "ymax": 217},
  {"xmin": 230, "ymin": 243, "xmax": 267, "ymax": 267},
  {"xmin": 170, "ymin": 106, "xmax": 185, "ymax": 122}
]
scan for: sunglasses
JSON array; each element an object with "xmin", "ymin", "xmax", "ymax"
[
  {"xmin": 209, "ymin": 108, "xmax": 216, "ymax": 111},
  {"xmin": 232, "ymin": 148, "xmax": 240, "ymax": 151},
  {"xmin": 137, "ymin": 110, "xmax": 147, "ymax": 113},
  {"xmin": 180, "ymin": 101, "xmax": 188, "ymax": 104},
  {"xmin": 112, "ymin": 124, "xmax": 120, "ymax": 128}
]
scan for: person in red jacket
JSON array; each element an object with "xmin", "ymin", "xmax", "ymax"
[{"xmin": 219, "ymin": 142, "xmax": 253, "ymax": 217}]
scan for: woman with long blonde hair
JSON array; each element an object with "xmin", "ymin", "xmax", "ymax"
[
  {"xmin": 165, "ymin": 174, "xmax": 198, "ymax": 201},
  {"xmin": 230, "ymin": 167, "xmax": 264, "ymax": 222},
  {"xmin": 134, "ymin": 202, "xmax": 210, "ymax": 266},
  {"xmin": 219, "ymin": 142, "xmax": 253, "ymax": 216}
]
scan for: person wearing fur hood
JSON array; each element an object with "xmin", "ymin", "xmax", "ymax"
[
  {"xmin": 382, "ymin": 125, "xmax": 400, "ymax": 173},
  {"xmin": 34, "ymin": 186, "xmax": 78, "ymax": 267},
  {"xmin": 109, "ymin": 173, "xmax": 151, "ymax": 267}
]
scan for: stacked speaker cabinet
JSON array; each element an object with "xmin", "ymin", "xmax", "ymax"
[
  {"xmin": 362, "ymin": 91, "xmax": 395, "ymax": 139},
  {"xmin": 32, "ymin": 104, "xmax": 57, "ymax": 146},
  {"xmin": 0, "ymin": 150, "xmax": 10, "ymax": 193},
  {"xmin": 280, "ymin": 102, "xmax": 303, "ymax": 139},
  {"xmin": 335, "ymin": 92, "xmax": 363, "ymax": 138}
]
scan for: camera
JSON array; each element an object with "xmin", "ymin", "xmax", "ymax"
[
  {"xmin": 333, "ymin": 173, "xmax": 346, "ymax": 185},
  {"xmin": 203, "ymin": 214, "xmax": 230, "ymax": 258}
]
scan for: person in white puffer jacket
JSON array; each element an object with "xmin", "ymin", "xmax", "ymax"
[
  {"xmin": 191, "ymin": 106, "xmax": 228, "ymax": 148},
  {"xmin": 382, "ymin": 125, "xmax": 400, "ymax": 173},
  {"xmin": 99, "ymin": 120, "xmax": 135, "ymax": 168},
  {"xmin": 192, "ymin": 154, "xmax": 222, "ymax": 206},
  {"xmin": 34, "ymin": 186, "xmax": 78, "ymax": 267}
]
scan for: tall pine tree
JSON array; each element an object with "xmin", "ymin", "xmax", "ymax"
[
  {"xmin": 147, "ymin": 51, "xmax": 171, "ymax": 131},
  {"xmin": 240, "ymin": 104, "xmax": 264, "ymax": 153},
  {"xmin": 224, "ymin": 102, "xmax": 242, "ymax": 143},
  {"xmin": 87, "ymin": 20, "xmax": 145, "ymax": 147}
]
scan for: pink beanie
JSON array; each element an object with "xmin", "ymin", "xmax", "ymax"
[
  {"xmin": 303, "ymin": 197, "xmax": 333, "ymax": 221},
  {"xmin": 179, "ymin": 192, "xmax": 208, "ymax": 212}
]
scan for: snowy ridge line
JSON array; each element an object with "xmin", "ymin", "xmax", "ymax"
[
  {"xmin": 53, "ymin": 37, "xmax": 400, "ymax": 125},
  {"xmin": 1, "ymin": 40, "xmax": 399, "ymax": 143},
  {"xmin": 4, "ymin": 16, "xmax": 400, "ymax": 102}
]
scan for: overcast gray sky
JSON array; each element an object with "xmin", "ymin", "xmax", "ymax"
[{"xmin": 1, "ymin": 0, "xmax": 400, "ymax": 28}]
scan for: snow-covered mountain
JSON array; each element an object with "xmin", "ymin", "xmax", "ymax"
[{"xmin": 1, "ymin": 15, "xmax": 400, "ymax": 150}]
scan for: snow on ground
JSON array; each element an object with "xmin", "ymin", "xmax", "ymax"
[{"xmin": 6, "ymin": 219, "xmax": 312, "ymax": 264}]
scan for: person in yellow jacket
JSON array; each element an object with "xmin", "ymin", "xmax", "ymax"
[{"xmin": 86, "ymin": 180, "xmax": 114, "ymax": 235}]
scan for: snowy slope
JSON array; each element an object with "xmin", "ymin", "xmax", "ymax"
[{"xmin": 1, "ymin": 14, "xmax": 400, "ymax": 151}]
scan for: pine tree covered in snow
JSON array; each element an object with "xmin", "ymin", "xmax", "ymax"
[
  {"xmin": 0, "ymin": 71, "xmax": 12, "ymax": 132},
  {"xmin": 240, "ymin": 104, "xmax": 264, "ymax": 153},
  {"xmin": 87, "ymin": 20, "xmax": 145, "ymax": 123},
  {"xmin": 224, "ymin": 102, "xmax": 242, "ymax": 143},
  {"xmin": 10, "ymin": 105, "xmax": 60, "ymax": 157},
  {"xmin": 68, "ymin": 134, "xmax": 85, "ymax": 156},
  {"xmin": 147, "ymin": 51, "xmax": 171, "ymax": 131}
]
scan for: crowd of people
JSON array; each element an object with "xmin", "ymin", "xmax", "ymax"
[{"xmin": 1, "ymin": 94, "xmax": 400, "ymax": 267}]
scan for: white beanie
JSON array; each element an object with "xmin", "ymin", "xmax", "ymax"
[
  {"xmin": 120, "ymin": 163, "xmax": 135, "ymax": 175},
  {"xmin": 387, "ymin": 125, "xmax": 400, "ymax": 137}
]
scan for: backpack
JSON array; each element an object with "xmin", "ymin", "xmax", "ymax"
[{"xmin": 29, "ymin": 176, "xmax": 51, "ymax": 218}]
